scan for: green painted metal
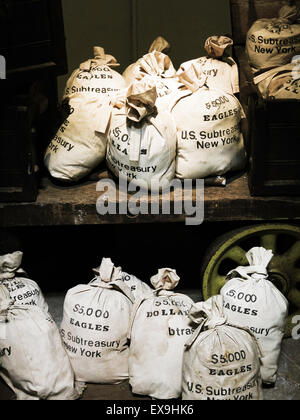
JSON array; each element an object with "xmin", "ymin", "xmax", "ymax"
[{"xmin": 202, "ymin": 224, "xmax": 300, "ymax": 337}]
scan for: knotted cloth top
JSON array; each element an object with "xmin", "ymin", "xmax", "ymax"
[
  {"xmin": 227, "ymin": 247, "xmax": 274, "ymax": 282},
  {"xmin": 0, "ymin": 251, "xmax": 23, "ymax": 281},
  {"xmin": 278, "ymin": 5, "xmax": 299, "ymax": 23},
  {"xmin": 150, "ymin": 268, "xmax": 180, "ymax": 291},
  {"xmin": 205, "ymin": 36, "xmax": 234, "ymax": 59},
  {"xmin": 79, "ymin": 46, "xmax": 120, "ymax": 71},
  {"xmin": 189, "ymin": 295, "xmax": 227, "ymax": 329}
]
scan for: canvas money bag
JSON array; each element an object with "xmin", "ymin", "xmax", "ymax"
[
  {"xmin": 0, "ymin": 251, "xmax": 48, "ymax": 311},
  {"xmin": 221, "ymin": 247, "xmax": 289, "ymax": 385},
  {"xmin": 60, "ymin": 258, "xmax": 135, "ymax": 385},
  {"xmin": 0, "ymin": 297, "xmax": 79, "ymax": 400},
  {"xmin": 44, "ymin": 46, "xmax": 126, "ymax": 182},
  {"xmin": 98, "ymin": 81, "xmax": 177, "ymax": 190},
  {"xmin": 182, "ymin": 295, "xmax": 263, "ymax": 401},
  {"xmin": 178, "ymin": 36, "xmax": 240, "ymax": 94},
  {"xmin": 128, "ymin": 268, "xmax": 195, "ymax": 400},
  {"xmin": 171, "ymin": 63, "xmax": 247, "ymax": 180},
  {"xmin": 253, "ymin": 59, "xmax": 300, "ymax": 99},
  {"xmin": 92, "ymin": 260, "xmax": 153, "ymax": 301},
  {"xmin": 121, "ymin": 271, "xmax": 153, "ymax": 301},
  {"xmin": 246, "ymin": 5, "xmax": 300, "ymax": 73},
  {"xmin": 123, "ymin": 36, "xmax": 171, "ymax": 85},
  {"xmin": 123, "ymin": 36, "xmax": 179, "ymax": 102}
]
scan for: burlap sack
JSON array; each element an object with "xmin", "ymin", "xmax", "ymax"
[
  {"xmin": 171, "ymin": 63, "xmax": 247, "ymax": 180},
  {"xmin": 254, "ymin": 59, "xmax": 300, "ymax": 99},
  {"xmin": 178, "ymin": 36, "xmax": 240, "ymax": 94},
  {"xmin": 97, "ymin": 81, "xmax": 177, "ymax": 190},
  {"xmin": 128, "ymin": 268, "xmax": 195, "ymax": 400},
  {"xmin": 0, "ymin": 252, "xmax": 48, "ymax": 311},
  {"xmin": 221, "ymin": 247, "xmax": 289, "ymax": 385},
  {"xmin": 246, "ymin": 5, "xmax": 300, "ymax": 72},
  {"xmin": 44, "ymin": 47, "xmax": 126, "ymax": 182},
  {"xmin": 60, "ymin": 258, "xmax": 135, "ymax": 385},
  {"xmin": 182, "ymin": 295, "xmax": 263, "ymax": 401},
  {"xmin": 0, "ymin": 298, "xmax": 79, "ymax": 400}
]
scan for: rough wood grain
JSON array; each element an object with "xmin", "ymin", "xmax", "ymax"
[{"xmin": 1, "ymin": 174, "xmax": 300, "ymax": 227}]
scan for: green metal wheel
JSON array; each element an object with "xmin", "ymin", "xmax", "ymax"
[{"xmin": 201, "ymin": 224, "xmax": 300, "ymax": 337}]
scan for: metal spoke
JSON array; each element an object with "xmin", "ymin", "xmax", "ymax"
[
  {"xmin": 284, "ymin": 241, "xmax": 300, "ymax": 264},
  {"xmin": 260, "ymin": 234, "xmax": 277, "ymax": 252},
  {"xmin": 201, "ymin": 224, "xmax": 300, "ymax": 337},
  {"xmin": 223, "ymin": 246, "xmax": 248, "ymax": 266}
]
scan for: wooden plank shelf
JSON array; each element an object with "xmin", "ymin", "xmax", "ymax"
[{"xmin": 0, "ymin": 173, "xmax": 300, "ymax": 227}]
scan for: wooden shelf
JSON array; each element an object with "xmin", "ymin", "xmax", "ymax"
[{"xmin": 1, "ymin": 173, "xmax": 300, "ymax": 227}]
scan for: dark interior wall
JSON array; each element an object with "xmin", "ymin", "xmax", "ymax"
[
  {"xmin": 57, "ymin": 0, "xmax": 132, "ymax": 97},
  {"xmin": 0, "ymin": 221, "xmax": 252, "ymax": 294},
  {"xmin": 133, "ymin": 0, "xmax": 232, "ymax": 66},
  {"xmin": 1, "ymin": 0, "xmax": 232, "ymax": 294},
  {"xmin": 57, "ymin": 0, "xmax": 231, "ymax": 98}
]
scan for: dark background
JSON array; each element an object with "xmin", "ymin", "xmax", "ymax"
[
  {"xmin": 0, "ymin": 221, "xmax": 255, "ymax": 294},
  {"xmin": 0, "ymin": 0, "xmax": 234, "ymax": 294},
  {"xmin": 1, "ymin": 0, "xmax": 299, "ymax": 295},
  {"xmin": 57, "ymin": 0, "xmax": 232, "ymax": 97}
]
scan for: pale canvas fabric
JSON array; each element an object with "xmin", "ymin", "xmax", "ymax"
[
  {"xmin": 221, "ymin": 247, "xmax": 289, "ymax": 385},
  {"xmin": 246, "ymin": 5, "xmax": 300, "ymax": 73},
  {"xmin": 0, "ymin": 252, "xmax": 48, "ymax": 311},
  {"xmin": 182, "ymin": 295, "xmax": 263, "ymax": 401},
  {"xmin": 254, "ymin": 60, "xmax": 300, "ymax": 99},
  {"xmin": 97, "ymin": 82, "xmax": 177, "ymax": 190},
  {"xmin": 171, "ymin": 63, "xmax": 247, "ymax": 180},
  {"xmin": 0, "ymin": 298, "xmax": 79, "ymax": 400},
  {"xmin": 148, "ymin": 36, "xmax": 171, "ymax": 55},
  {"xmin": 123, "ymin": 38, "xmax": 178, "ymax": 101},
  {"xmin": 44, "ymin": 47, "xmax": 126, "ymax": 182},
  {"xmin": 60, "ymin": 258, "xmax": 135, "ymax": 385},
  {"xmin": 92, "ymin": 260, "xmax": 154, "ymax": 301},
  {"xmin": 121, "ymin": 272, "xmax": 153, "ymax": 301},
  {"xmin": 178, "ymin": 36, "xmax": 240, "ymax": 94},
  {"xmin": 128, "ymin": 269, "xmax": 195, "ymax": 400}
]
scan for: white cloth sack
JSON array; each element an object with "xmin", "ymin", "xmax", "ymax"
[
  {"xmin": 92, "ymin": 260, "xmax": 153, "ymax": 301},
  {"xmin": 254, "ymin": 60, "xmax": 300, "ymax": 99},
  {"xmin": 178, "ymin": 36, "xmax": 240, "ymax": 94},
  {"xmin": 123, "ymin": 36, "xmax": 171, "ymax": 86},
  {"xmin": 221, "ymin": 247, "xmax": 289, "ymax": 385},
  {"xmin": 128, "ymin": 268, "xmax": 195, "ymax": 400},
  {"xmin": 182, "ymin": 295, "xmax": 263, "ymax": 401},
  {"xmin": 148, "ymin": 36, "xmax": 171, "ymax": 55},
  {"xmin": 246, "ymin": 5, "xmax": 300, "ymax": 73},
  {"xmin": 0, "ymin": 252, "xmax": 48, "ymax": 311},
  {"xmin": 121, "ymin": 271, "xmax": 153, "ymax": 301},
  {"xmin": 171, "ymin": 63, "xmax": 247, "ymax": 180},
  {"xmin": 44, "ymin": 47, "xmax": 126, "ymax": 182},
  {"xmin": 60, "ymin": 258, "xmax": 135, "ymax": 385},
  {"xmin": 98, "ymin": 81, "xmax": 177, "ymax": 189},
  {"xmin": 123, "ymin": 37, "xmax": 178, "ymax": 101},
  {"xmin": 0, "ymin": 298, "xmax": 79, "ymax": 400}
]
